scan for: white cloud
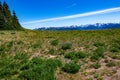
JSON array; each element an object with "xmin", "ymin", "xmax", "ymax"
[{"xmin": 22, "ymin": 7, "xmax": 120, "ymax": 25}]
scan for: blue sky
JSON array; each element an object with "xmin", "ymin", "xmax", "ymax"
[{"xmin": 2, "ymin": 0, "xmax": 120, "ymax": 29}]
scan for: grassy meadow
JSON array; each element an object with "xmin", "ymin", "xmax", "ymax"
[{"xmin": 0, "ymin": 29, "xmax": 120, "ymax": 80}]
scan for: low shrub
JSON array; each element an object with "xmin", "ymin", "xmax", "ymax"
[
  {"xmin": 77, "ymin": 51, "xmax": 88, "ymax": 59},
  {"xmin": 32, "ymin": 43, "xmax": 41, "ymax": 49},
  {"xmin": 62, "ymin": 62, "xmax": 80, "ymax": 74},
  {"xmin": 110, "ymin": 41, "xmax": 120, "ymax": 52},
  {"xmin": 6, "ymin": 41, "xmax": 14, "ymax": 48},
  {"xmin": 94, "ymin": 73, "xmax": 99, "ymax": 78},
  {"xmin": 51, "ymin": 39, "xmax": 58, "ymax": 46},
  {"xmin": 91, "ymin": 54, "xmax": 100, "ymax": 61},
  {"xmin": 16, "ymin": 40, "xmax": 24, "ymax": 44},
  {"xmin": 19, "ymin": 58, "xmax": 62, "ymax": 80},
  {"xmin": 48, "ymin": 49, "xmax": 55, "ymax": 54},
  {"xmin": 91, "ymin": 47, "xmax": 104, "ymax": 61},
  {"xmin": 94, "ymin": 42, "xmax": 104, "ymax": 47},
  {"xmin": 94, "ymin": 47, "xmax": 104, "ymax": 57},
  {"xmin": 90, "ymin": 63, "xmax": 101, "ymax": 69},
  {"xmin": 65, "ymin": 52, "xmax": 76, "ymax": 59},
  {"xmin": 110, "ymin": 47, "xmax": 119, "ymax": 52},
  {"xmin": 14, "ymin": 52, "xmax": 28, "ymax": 60},
  {"xmin": 106, "ymin": 61, "xmax": 116, "ymax": 67},
  {"xmin": 61, "ymin": 43, "xmax": 72, "ymax": 50},
  {"xmin": 65, "ymin": 51, "xmax": 88, "ymax": 60}
]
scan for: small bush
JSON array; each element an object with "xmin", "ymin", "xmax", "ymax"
[
  {"xmin": 32, "ymin": 43, "xmax": 41, "ymax": 49},
  {"xmin": 61, "ymin": 43, "xmax": 72, "ymax": 50},
  {"xmin": 11, "ymin": 32, "xmax": 16, "ymax": 34},
  {"xmin": 62, "ymin": 62, "xmax": 80, "ymax": 74},
  {"xmin": 6, "ymin": 41, "xmax": 14, "ymax": 48},
  {"xmin": 94, "ymin": 47, "xmax": 104, "ymax": 57},
  {"xmin": 94, "ymin": 42, "xmax": 104, "ymax": 47},
  {"xmin": 91, "ymin": 47, "xmax": 104, "ymax": 61},
  {"xmin": 90, "ymin": 63, "xmax": 101, "ymax": 69},
  {"xmin": 51, "ymin": 39, "xmax": 58, "ymax": 46},
  {"xmin": 94, "ymin": 73, "xmax": 99, "ymax": 78},
  {"xmin": 16, "ymin": 40, "xmax": 24, "ymax": 44},
  {"xmin": 110, "ymin": 42, "xmax": 120, "ymax": 52},
  {"xmin": 19, "ymin": 58, "xmax": 62, "ymax": 80},
  {"xmin": 65, "ymin": 51, "xmax": 88, "ymax": 60},
  {"xmin": 91, "ymin": 54, "xmax": 100, "ymax": 61},
  {"xmin": 48, "ymin": 49, "xmax": 55, "ymax": 54},
  {"xmin": 106, "ymin": 61, "xmax": 116, "ymax": 67},
  {"xmin": 65, "ymin": 52, "xmax": 76, "ymax": 59},
  {"xmin": 77, "ymin": 51, "xmax": 88, "ymax": 59},
  {"xmin": 110, "ymin": 47, "xmax": 119, "ymax": 52},
  {"xmin": 0, "ymin": 46, "xmax": 5, "ymax": 52},
  {"xmin": 14, "ymin": 52, "xmax": 28, "ymax": 60},
  {"xmin": 111, "ymin": 55, "xmax": 120, "ymax": 59},
  {"xmin": 59, "ymin": 49, "xmax": 65, "ymax": 55}
]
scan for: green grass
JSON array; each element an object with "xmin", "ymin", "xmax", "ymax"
[
  {"xmin": 62, "ymin": 62, "xmax": 80, "ymax": 74},
  {"xmin": 90, "ymin": 63, "xmax": 101, "ymax": 69},
  {"xmin": 65, "ymin": 51, "xmax": 88, "ymax": 60},
  {"xmin": 106, "ymin": 61, "xmax": 116, "ymax": 67},
  {"xmin": 19, "ymin": 58, "xmax": 62, "ymax": 80}
]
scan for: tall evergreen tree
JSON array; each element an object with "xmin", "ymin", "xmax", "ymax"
[
  {"xmin": 0, "ymin": 1, "xmax": 5, "ymax": 29},
  {"xmin": 3, "ymin": 1, "xmax": 11, "ymax": 20},
  {"xmin": 12, "ymin": 10, "xmax": 22, "ymax": 29}
]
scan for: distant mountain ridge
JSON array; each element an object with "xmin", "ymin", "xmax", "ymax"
[
  {"xmin": 0, "ymin": 1, "xmax": 23, "ymax": 30},
  {"xmin": 35, "ymin": 23, "xmax": 120, "ymax": 30}
]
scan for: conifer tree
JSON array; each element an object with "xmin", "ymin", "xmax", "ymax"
[
  {"xmin": 12, "ymin": 10, "xmax": 22, "ymax": 29},
  {"xmin": 0, "ymin": 1, "xmax": 5, "ymax": 29},
  {"xmin": 3, "ymin": 1, "xmax": 11, "ymax": 20}
]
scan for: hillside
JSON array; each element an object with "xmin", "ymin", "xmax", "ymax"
[
  {"xmin": 0, "ymin": 1, "xmax": 23, "ymax": 30},
  {"xmin": 0, "ymin": 29, "xmax": 120, "ymax": 80}
]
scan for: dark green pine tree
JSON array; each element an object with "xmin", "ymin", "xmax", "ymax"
[
  {"xmin": 12, "ymin": 10, "xmax": 23, "ymax": 29},
  {"xmin": 3, "ymin": 1, "xmax": 13, "ymax": 29},
  {"xmin": 0, "ymin": 1, "xmax": 5, "ymax": 29}
]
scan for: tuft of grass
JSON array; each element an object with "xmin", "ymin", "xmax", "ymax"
[
  {"xmin": 65, "ymin": 51, "xmax": 88, "ymax": 60},
  {"xmin": 106, "ymin": 61, "xmax": 116, "ymax": 67},
  {"xmin": 91, "ymin": 47, "xmax": 104, "ymax": 61},
  {"xmin": 94, "ymin": 42, "xmax": 104, "ymax": 47},
  {"xmin": 61, "ymin": 43, "xmax": 72, "ymax": 50},
  {"xmin": 110, "ymin": 40, "xmax": 120, "ymax": 52},
  {"xmin": 62, "ymin": 62, "xmax": 80, "ymax": 74},
  {"xmin": 90, "ymin": 63, "xmax": 101, "ymax": 69},
  {"xmin": 19, "ymin": 58, "xmax": 62, "ymax": 80},
  {"xmin": 51, "ymin": 39, "xmax": 59, "ymax": 46},
  {"xmin": 48, "ymin": 48, "xmax": 55, "ymax": 54},
  {"xmin": 110, "ymin": 47, "xmax": 119, "ymax": 53}
]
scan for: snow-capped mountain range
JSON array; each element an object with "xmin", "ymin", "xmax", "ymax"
[{"xmin": 35, "ymin": 23, "xmax": 120, "ymax": 30}]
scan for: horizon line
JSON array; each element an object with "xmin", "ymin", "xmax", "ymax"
[{"xmin": 22, "ymin": 7, "xmax": 120, "ymax": 25}]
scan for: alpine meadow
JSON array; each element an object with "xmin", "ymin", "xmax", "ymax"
[{"xmin": 0, "ymin": 0, "xmax": 120, "ymax": 80}]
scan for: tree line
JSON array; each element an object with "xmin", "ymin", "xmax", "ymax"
[{"xmin": 0, "ymin": 1, "xmax": 23, "ymax": 30}]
